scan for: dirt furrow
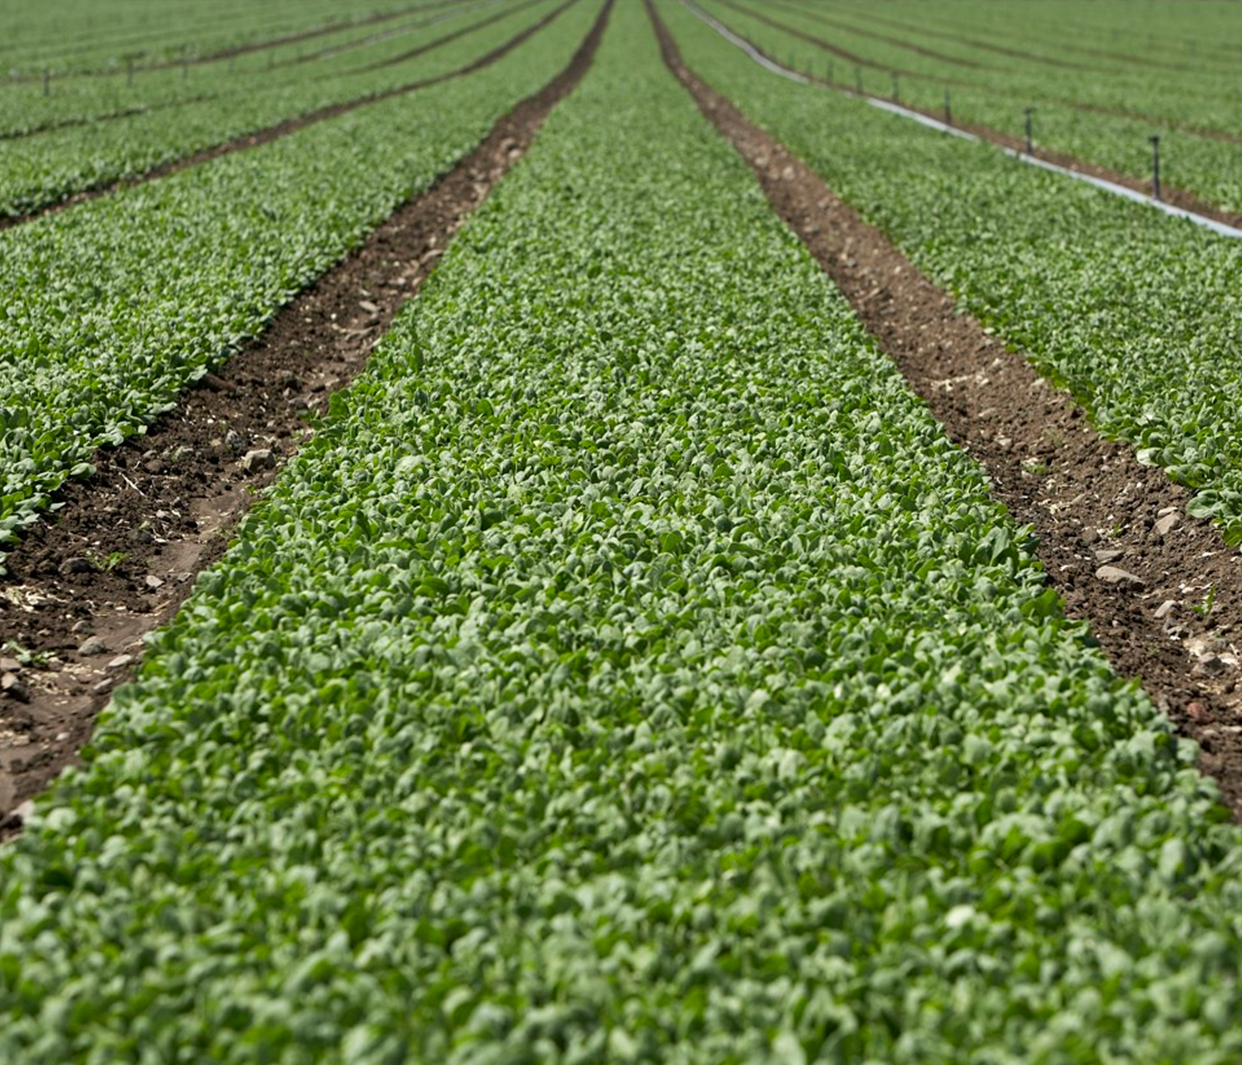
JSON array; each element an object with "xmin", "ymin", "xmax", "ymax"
[
  {"xmin": 0, "ymin": 0, "xmax": 613, "ymax": 836},
  {"xmin": 650, "ymin": 0, "xmax": 1242, "ymax": 820},
  {"xmin": 0, "ymin": 0, "xmax": 577, "ymax": 233}
]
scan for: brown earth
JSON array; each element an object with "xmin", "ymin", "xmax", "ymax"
[
  {"xmin": 0, "ymin": 0, "xmax": 613, "ymax": 838},
  {"xmin": 650, "ymin": 0, "xmax": 1242, "ymax": 821},
  {"xmin": 0, "ymin": 0, "xmax": 577, "ymax": 231}
]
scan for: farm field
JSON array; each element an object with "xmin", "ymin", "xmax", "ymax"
[
  {"xmin": 697, "ymin": 0, "xmax": 1242, "ymax": 218},
  {"xmin": 4, "ymin": 0, "xmax": 1242, "ymax": 1061}
]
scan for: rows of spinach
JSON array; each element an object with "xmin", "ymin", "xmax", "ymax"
[
  {"xmin": 0, "ymin": 0, "xmax": 556, "ymax": 217},
  {"xmin": 0, "ymin": 0, "xmax": 524, "ymax": 138},
  {"xmin": 703, "ymin": 0, "xmax": 1242, "ymax": 217},
  {"xmin": 0, "ymin": 0, "xmax": 598, "ymax": 565},
  {"xmin": 669, "ymin": 0, "xmax": 1242, "ymax": 544},
  {"xmin": 5, "ymin": 3, "xmax": 1242, "ymax": 1059},
  {"xmin": 0, "ymin": 0, "xmax": 420, "ymax": 80}
]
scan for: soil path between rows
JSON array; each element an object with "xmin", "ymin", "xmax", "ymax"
[
  {"xmin": 703, "ymin": 9, "xmax": 1242, "ymax": 234},
  {"xmin": 0, "ymin": 0, "xmax": 577, "ymax": 232},
  {"xmin": 650, "ymin": 0, "xmax": 1242, "ymax": 820},
  {"xmin": 0, "ymin": 0, "xmax": 614, "ymax": 839}
]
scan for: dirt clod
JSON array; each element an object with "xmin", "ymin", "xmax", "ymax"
[{"xmin": 1096, "ymin": 565, "xmax": 1145, "ymax": 588}]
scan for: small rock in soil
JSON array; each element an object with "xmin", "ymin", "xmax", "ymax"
[
  {"xmin": 1154, "ymin": 600, "xmax": 1179, "ymax": 619},
  {"xmin": 59, "ymin": 556, "xmax": 95, "ymax": 575},
  {"xmin": 1154, "ymin": 512, "xmax": 1181, "ymax": 538},
  {"xmin": 1194, "ymin": 654, "xmax": 1229, "ymax": 678},
  {"xmin": 1096, "ymin": 565, "xmax": 1144, "ymax": 589},
  {"xmin": 13, "ymin": 801, "xmax": 34, "ymax": 823},
  {"xmin": 70, "ymin": 619, "xmax": 91, "ymax": 634},
  {"xmin": 242, "ymin": 449, "xmax": 276, "ymax": 473},
  {"xmin": 1187, "ymin": 701, "xmax": 1209, "ymax": 722},
  {"xmin": 1, "ymin": 674, "xmax": 29, "ymax": 702},
  {"xmin": 144, "ymin": 575, "xmax": 165, "ymax": 590},
  {"xmin": 78, "ymin": 635, "xmax": 108, "ymax": 656},
  {"xmin": 359, "ymin": 300, "xmax": 380, "ymax": 314},
  {"xmin": 107, "ymin": 654, "xmax": 134, "ymax": 670},
  {"xmin": 0, "ymin": 656, "xmax": 20, "ymax": 673},
  {"xmin": 1094, "ymin": 548, "xmax": 1126, "ymax": 563},
  {"xmin": 225, "ymin": 429, "xmax": 246, "ymax": 453}
]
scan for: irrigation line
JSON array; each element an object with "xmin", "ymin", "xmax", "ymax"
[
  {"xmin": 678, "ymin": 0, "xmax": 1242, "ymax": 242},
  {"xmin": 682, "ymin": 0, "xmax": 805, "ymax": 82}
]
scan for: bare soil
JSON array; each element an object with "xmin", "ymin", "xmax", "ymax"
[
  {"xmin": 0, "ymin": 0, "xmax": 613, "ymax": 838},
  {"xmin": 651, "ymin": 0, "xmax": 1242, "ymax": 820}
]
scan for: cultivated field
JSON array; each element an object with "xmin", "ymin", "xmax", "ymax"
[{"xmin": 4, "ymin": 0, "xmax": 1242, "ymax": 1061}]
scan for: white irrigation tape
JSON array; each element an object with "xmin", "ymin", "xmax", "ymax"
[
  {"xmin": 682, "ymin": 0, "xmax": 807, "ymax": 82},
  {"xmin": 679, "ymin": 0, "xmax": 1242, "ymax": 241}
]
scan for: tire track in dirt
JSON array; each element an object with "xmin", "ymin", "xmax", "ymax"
[
  {"xmin": 0, "ymin": 0, "xmax": 613, "ymax": 838},
  {"xmin": 0, "ymin": 0, "xmax": 577, "ymax": 232},
  {"xmin": 650, "ymin": 0, "xmax": 1242, "ymax": 821}
]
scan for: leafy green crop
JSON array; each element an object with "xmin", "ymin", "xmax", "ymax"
[
  {"xmin": 0, "ymin": 0, "xmax": 565, "ymax": 217},
  {"xmin": 664, "ymin": 0, "xmax": 1242, "ymax": 544},
  {"xmin": 0, "ymin": 0, "xmax": 599, "ymax": 564},
  {"xmin": 702, "ymin": 0, "xmax": 1242, "ymax": 215},
  {"xmin": 4, "ymin": 3, "xmax": 1242, "ymax": 1061}
]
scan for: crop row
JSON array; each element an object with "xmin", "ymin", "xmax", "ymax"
[
  {"xmin": 803, "ymin": 0, "xmax": 1242, "ymax": 72},
  {"xmin": 0, "ymin": 0, "xmax": 535, "ymax": 140},
  {"xmin": 5, "ymin": 2, "xmax": 1242, "ymax": 1059},
  {"xmin": 0, "ymin": 0, "xmax": 601, "ymax": 560},
  {"xmin": 0, "ymin": 0, "xmax": 561, "ymax": 218},
  {"xmin": 703, "ymin": 0, "xmax": 1242, "ymax": 215},
  {"xmin": 664, "ymin": 0, "xmax": 1242, "ymax": 543},
  {"xmin": 762, "ymin": 0, "xmax": 1242, "ymax": 126},
  {"xmin": 0, "ymin": 0, "xmax": 434, "ymax": 78}
]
